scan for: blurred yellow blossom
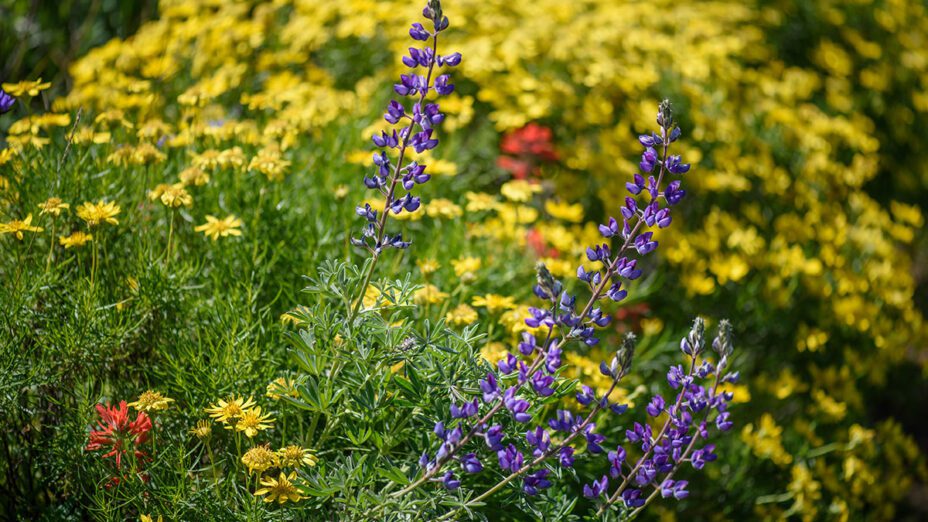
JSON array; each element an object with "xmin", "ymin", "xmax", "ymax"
[
  {"xmin": 195, "ymin": 215, "xmax": 242, "ymax": 240},
  {"xmin": 0, "ymin": 214, "xmax": 43, "ymax": 240},
  {"xmin": 59, "ymin": 231, "xmax": 92, "ymax": 249}
]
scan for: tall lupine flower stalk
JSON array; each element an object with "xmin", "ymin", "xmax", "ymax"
[
  {"xmin": 396, "ymin": 103, "xmax": 733, "ymax": 521},
  {"xmin": 592, "ymin": 319, "xmax": 736, "ymax": 517},
  {"xmin": 348, "ymin": 0, "xmax": 460, "ymax": 321}
]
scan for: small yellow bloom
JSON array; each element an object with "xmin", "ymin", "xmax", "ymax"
[
  {"xmin": 2, "ymin": 79, "xmax": 51, "ymax": 97},
  {"xmin": 249, "ymin": 147, "xmax": 291, "ymax": 181},
  {"xmin": 76, "ymin": 200, "xmax": 120, "ymax": 227},
  {"xmin": 472, "ymin": 294, "xmax": 517, "ymax": 314},
  {"xmin": 334, "ymin": 184, "xmax": 349, "ymax": 199},
  {"xmin": 446, "ymin": 303, "xmax": 478, "ymax": 326},
  {"xmin": 189, "ymin": 419, "xmax": 212, "ymax": 440},
  {"xmin": 417, "ymin": 259, "xmax": 440, "ymax": 275},
  {"xmin": 139, "ymin": 515, "xmax": 163, "ymax": 522},
  {"xmin": 205, "ymin": 396, "xmax": 256, "ymax": 424},
  {"xmin": 277, "ymin": 445, "xmax": 318, "ymax": 468},
  {"xmin": 128, "ymin": 390, "xmax": 174, "ymax": 412},
  {"xmin": 0, "ymin": 214, "xmax": 43, "ymax": 240},
  {"xmin": 241, "ymin": 445, "xmax": 278, "ymax": 474},
  {"xmin": 37, "ymin": 197, "xmax": 69, "ymax": 217},
  {"xmin": 500, "ymin": 180, "xmax": 542, "ymax": 202},
  {"xmin": 191, "ymin": 149, "xmax": 222, "ymax": 171},
  {"xmin": 254, "ymin": 471, "xmax": 303, "ymax": 504},
  {"xmin": 544, "ymin": 200, "xmax": 584, "ymax": 223},
  {"xmin": 59, "ymin": 231, "xmax": 92, "ymax": 249},
  {"xmin": 218, "ymin": 147, "xmax": 247, "ymax": 171},
  {"xmin": 741, "ymin": 413, "xmax": 793, "ymax": 467},
  {"xmin": 480, "ymin": 341, "xmax": 508, "ymax": 365},
  {"xmin": 178, "ymin": 166, "xmax": 210, "ymax": 187},
  {"xmin": 465, "ymin": 191, "xmax": 499, "ymax": 212},
  {"xmin": 148, "ymin": 184, "xmax": 172, "ymax": 201},
  {"xmin": 362, "ymin": 285, "xmax": 384, "ymax": 309},
  {"xmin": 159, "ymin": 184, "xmax": 193, "ymax": 208},
  {"xmin": 232, "ymin": 406, "xmax": 275, "ymax": 438},
  {"xmin": 414, "ymin": 284, "xmax": 449, "ymax": 305},
  {"xmin": 194, "ymin": 215, "xmax": 243, "ymax": 240},
  {"xmin": 425, "ymin": 198, "xmax": 463, "ymax": 219},
  {"xmin": 451, "ymin": 257, "xmax": 482, "ymax": 278}
]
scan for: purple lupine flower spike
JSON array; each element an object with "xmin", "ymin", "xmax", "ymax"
[{"xmin": 352, "ymin": 0, "xmax": 460, "ymax": 254}]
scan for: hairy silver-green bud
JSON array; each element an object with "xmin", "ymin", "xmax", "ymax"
[
  {"xmin": 712, "ymin": 319, "xmax": 734, "ymax": 358},
  {"xmin": 680, "ymin": 317, "xmax": 706, "ymax": 357}
]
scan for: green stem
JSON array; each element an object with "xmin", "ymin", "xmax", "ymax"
[
  {"xmin": 205, "ymin": 439, "xmax": 221, "ymax": 500},
  {"xmin": 90, "ymin": 232, "xmax": 98, "ymax": 288},
  {"xmin": 166, "ymin": 210, "xmax": 175, "ymax": 264},
  {"xmin": 45, "ymin": 219, "xmax": 56, "ymax": 273}
]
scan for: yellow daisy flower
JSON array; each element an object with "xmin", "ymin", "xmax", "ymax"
[
  {"xmin": 59, "ymin": 231, "xmax": 93, "ymax": 249},
  {"xmin": 544, "ymin": 200, "xmax": 584, "ymax": 223},
  {"xmin": 241, "ymin": 445, "xmax": 278, "ymax": 474},
  {"xmin": 76, "ymin": 200, "xmax": 120, "ymax": 227},
  {"xmin": 195, "ymin": 215, "xmax": 243, "ymax": 240},
  {"xmin": 178, "ymin": 166, "xmax": 210, "ymax": 187},
  {"xmin": 500, "ymin": 180, "xmax": 542, "ymax": 202},
  {"xmin": 2, "ymin": 79, "xmax": 51, "ymax": 97},
  {"xmin": 417, "ymin": 259, "xmax": 440, "ymax": 275},
  {"xmin": 266, "ymin": 377, "xmax": 299, "ymax": 400},
  {"xmin": 37, "ymin": 197, "xmax": 69, "ymax": 217},
  {"xmin": 446, "ymin": 303, "xmax": 478, "ymax": 326},
  {"xmin": 276, "ymin": 445, "xmax": 318, "ymax": 468},
  {"xmin": 159, "ymin": 184, "xmax": 193, "ymax": 208},
  {"xmin": 451, "ymin": 256, "xmax": 482, "ymax": 278},
  {"xmin": 255, "ymin": 472, "xmax": 304, "ymax": 504},
  {"xmin": 0, "ymin": 214, "xmax": 43, "ymax": 240},
  {"xmin": 465, "ymin": 191, "xmax": 499, "ymax": 212},
  {"xmin": 472, "ymin": 294, "xmax": 517, "ymax": 314},
  {"xmin": 189, "ymin": 420, "xmax": 212, "ymax": 440},
  {"xmin": 205, "ymin": 396, "xmax": 256, "ymax": 424},
  {"xmin": 414, "ymin": 284, "xmax": 449, "ymax": 305},
  {"xmin": 128, "ymin": 390, "xmax": 174, "ymax": 412},
  {"xmin": 231, "ymin": 406, "xmax": 275, "ymax": 438}
]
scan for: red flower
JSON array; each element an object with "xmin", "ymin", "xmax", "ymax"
[
  {"xmin": 526, "ymin": 228, "xmax": 559, "ymax": 258},
  {"xmin": 498, "ymin": 123, "xmax": 559, "ymax": 179},
  {"xmin": 86, "ymin": 401, "xmax": 152, "ymax": 469}
]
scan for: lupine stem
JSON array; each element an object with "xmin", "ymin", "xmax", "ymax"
[{"xmin": 348, "ymin": 33, "xmax": 440, "ymax": 324}]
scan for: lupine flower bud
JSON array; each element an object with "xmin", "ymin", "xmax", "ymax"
[
  {"xmin": 712, "ymin": 319, "xmax": 734, "ymax": 357},
  {"xmin": 657, "ymin": 99, "xmax": 674, "ymax": 129},
  {"xmin": 680, "ymin": 317, "xmax": 706, "ymax": 356},
  {"xmin": 616, "ymin": 333, "xmax": 636, "ymax": 377}
]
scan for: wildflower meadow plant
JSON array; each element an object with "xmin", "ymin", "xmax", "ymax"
[
  {"xmin": 373, "ymin": 100, "xmax": 739, "ymax": 519},
  {"xmin": 349, "ymin": 0, "xmax": 460, "ymax": 320}
]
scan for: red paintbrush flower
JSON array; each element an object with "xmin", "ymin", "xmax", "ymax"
[
  {"xmin": 86, "ymin": 401, "xmax": 152, "ymax": 469},
  {"xmin": 498, "ymin": 123, "xmax": 559, "ymax": 179}
]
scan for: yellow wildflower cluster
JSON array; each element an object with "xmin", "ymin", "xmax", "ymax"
[{"xmin": 200, "ymin": 388, "xmax": 318, "ymax": 505}]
